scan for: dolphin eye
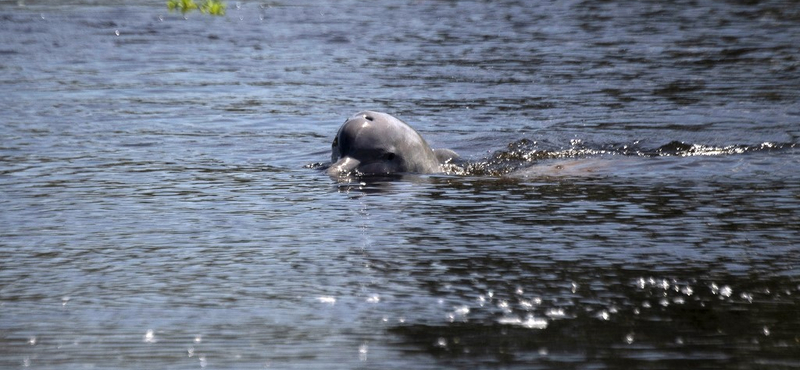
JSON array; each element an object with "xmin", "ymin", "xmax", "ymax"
[{"xmin": 384, "ymin": 152, "xmax": 396, "ymax": 160}]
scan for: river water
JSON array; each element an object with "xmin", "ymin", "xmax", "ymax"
[{"xmin": 1, "ymin": 0, "xmax": 799, "ymax": 369}]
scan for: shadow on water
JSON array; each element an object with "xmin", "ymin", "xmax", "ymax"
[
  {"xmin": 325, "ymin": 151, "xmax": 800, "ymax": 369},
  {"xmin": 396, "ymin": 181, "xmax": 797, "ymax": 369},
  {"xmin": 389, "ymin": 270, "xmax": 800, "ymax": 369}
]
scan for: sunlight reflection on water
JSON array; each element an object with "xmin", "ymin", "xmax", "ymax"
[{"xmin": 1, "ymin": 0, "xmax": 799, "ymax": 369}]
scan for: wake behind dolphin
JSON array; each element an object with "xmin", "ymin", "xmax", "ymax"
[
  {"xmin": 327, "ymin": 111, "xmax": 458, "ymax": 176},
  {"xmin": 322, "ymin": 111, "xmax": 793, "ymax": 179}
]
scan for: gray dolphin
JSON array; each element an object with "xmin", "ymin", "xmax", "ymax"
[{"xmin": 327, "ymin": 111, "xmax": 458, "ymax": 176}]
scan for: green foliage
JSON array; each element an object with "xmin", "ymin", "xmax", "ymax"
[
  {"xmin": 167, "ymin": 0, "xmax": 226, "ymax": 16},
  {"xmin": 166, "ymin": 0, "xmax": 197, "ymax": 14},
  {"xmin": 201, "ymin": 0, "xmax": 226, "ymax": 15}
]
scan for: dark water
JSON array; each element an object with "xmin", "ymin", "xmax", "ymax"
[{"xmin": 1, "ymin": 0, "xmax": 799, "ymax": 369}]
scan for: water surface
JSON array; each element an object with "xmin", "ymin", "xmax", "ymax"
[{"xmin": 1, "ymin": 0, "xmax": 799, "ymax": 369}]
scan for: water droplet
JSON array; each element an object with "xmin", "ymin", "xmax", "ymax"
[
  {"xmin": 454, "ymin": 305, "xmax": 470, "ymax": 315},
  {"xmin": 194, "ymin": 335, "xmax": 202, "ymax": 343},
  {"xmin": 359, "ymin": 343, "xmax": 368, "ymax": 361},
  {"xmin": 763, "ymin": 326, "xmax": 770, "ymax": 336},
  {"xmin": 538, "ymin": 347, "xmax": 549, "ymax": 356},
  {"xmin": 28, "ymin": 336, "xmax": 36, "ymax": 345},
  {"xmin": 436, "ymin": 337, "xmax": 447, "ymax": 348},
  {"xmin": 366, "ymin": 294, "xmax": 380, "ymax": 303},
  {"xmin": 317, "ymin": 296, "xmax": 336, "ymax": 305},
  {"xmin": 597, "ymin": 310, "xmax": 610, "ymax": 320},
  {"xmin": 545, "ymin": 308, "xmax": 566, "ymax": 318},
  {"xmin": 521, "ymin": 315, "xmax": 548, "ymax": 329},
  {"xmin": 114, "ymin": 29, "xmax": 120, "ymax": 36},
  {"xmin": 625, "ymin": 333, "xmax": 635, "ymax": 344},
  {"xmin": 498, "ymin": 316, "xmax": 521, "ymax": 325},
  {"xmin": 143, "ymin": 329, "xmax": 156, "ymax": 343},
  {"xmin": 497, "ymin": 315, "xmax": 548, "ymax": 329},
  {"xmin": 720, "ymin": 285, "xmax": 733, "ymax": 297}
]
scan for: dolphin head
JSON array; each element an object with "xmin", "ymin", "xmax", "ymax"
[{"xmin": 328, "ymin": 111, "xmax": 441, "ymax": 176}]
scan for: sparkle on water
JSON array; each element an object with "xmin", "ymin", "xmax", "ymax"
[{"xmin": 1, "ymin": 0, "xmax": 799, "ymax": 369}]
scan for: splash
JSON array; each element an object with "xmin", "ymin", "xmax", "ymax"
[{"xmin": 443, "ymin": 139, "xmax": 795, "ymax": 177}]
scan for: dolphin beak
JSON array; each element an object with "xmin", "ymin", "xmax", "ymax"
[{"xmin": 327, "ymin": 156, "xmax": 361, "ymax": 176}]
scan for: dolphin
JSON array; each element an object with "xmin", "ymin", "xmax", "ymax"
[{"xmin": 327, "ymin": 111, "xmax": 458, "ymax": 176}]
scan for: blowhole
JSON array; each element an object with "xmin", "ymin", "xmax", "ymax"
[{"xmin": 365, "ymin": 115, "xmax": 374, "ymax": 121}]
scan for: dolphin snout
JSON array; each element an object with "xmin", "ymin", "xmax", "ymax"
[{"xmin": 327, "ymin": 156, "xmax": 361, "ymax": 176}]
